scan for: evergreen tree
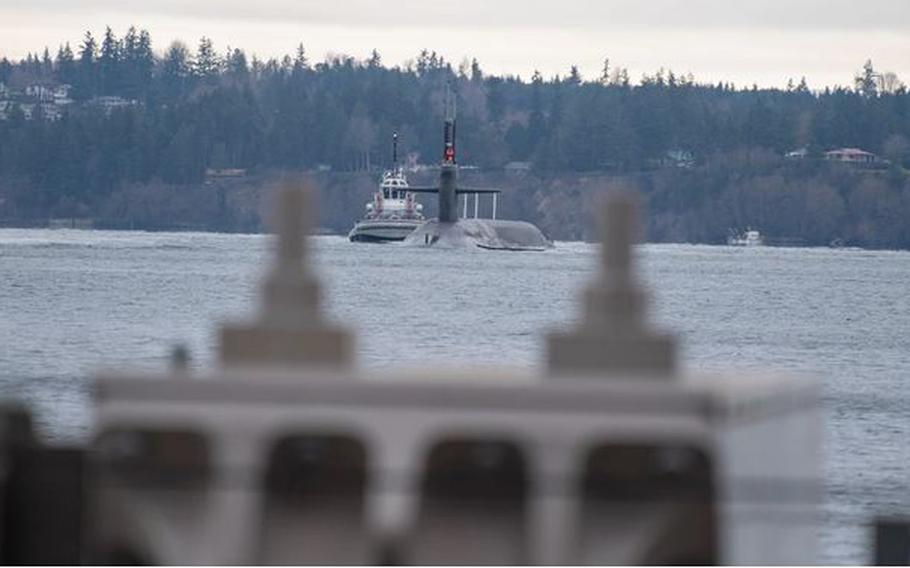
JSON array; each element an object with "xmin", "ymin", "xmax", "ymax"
[
  {"xmin": 194, "ymin": 37, "xmax": 220, "ymax": 81},
  {"xmin": 120, "ymin": 26, "xmax": 154, "ymax": 98},
  {"xmin": 99, "ymin": 26, "xmax": 121, "ymax": 94},
  {"xmin": 293, "ymin": 44, "xmax": 308, "ymax": 73},
  {"xmin": 567, "ymin": 65, "xmax": 582, "ymax": 86},
  {"xmin": 40, "ymin": 48, "xmax": 53, "ymax": 79},
  {"xmin": 470, "ymin": 58, "xmax": 482, "ymax": 83},
  {"xmin": 225, "ymin": 48, "xmax": 249, "ymax": 82},
  {"xmin": 367, "ymin": 49, "xmax": 381, "ymax": 69},
  {"xmin": 75, "ymin": 31, "xmax": 98, "ymax": 99},
  {"xmin": 55, "ymin": 43, "xmax": 76, "ymax": 85},
  {"xmin": 600, "ymin": 58, "xmax": 611, "ymax": 85},
  {"xmin": 855, "ymin": 59, "xmax": 878, "ymax": 98},
  {"xmin": 159, "ymin": 41, "xmax": 191, "ymax": 99},
  {"xmin": 0, "ymin": 58, "xmax": 13, "ymax": 84}
]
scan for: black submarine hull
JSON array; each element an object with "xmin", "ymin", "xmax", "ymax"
[{"xmin": 403, "ymin": 218, "xmax": 553, "ymax": 251}]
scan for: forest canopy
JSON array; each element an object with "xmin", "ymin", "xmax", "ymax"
[{"xmin": 1, "ymin": 27, "xmax": 909, "ymax": 247}]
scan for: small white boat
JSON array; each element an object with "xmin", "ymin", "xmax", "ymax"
[
  {"xmin": 348, "ymin": 134, "xmax": 424, "ymax": 243},
  {"xmin": 727, "ymin": 228, "xmax": 763, "ymax": 247}
]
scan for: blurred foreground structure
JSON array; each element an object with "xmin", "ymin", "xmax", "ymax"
[{"xmin": 3, "ymin": 185, "xmax": 825, "ymax": 564}]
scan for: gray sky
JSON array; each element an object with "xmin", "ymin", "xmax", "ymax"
[{"xmin": 1, "ymin": 0, "xmax": 908, "ymax": 87}]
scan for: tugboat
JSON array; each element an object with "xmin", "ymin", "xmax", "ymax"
[{"xmin": 348, "ymin": 133, "xmax": 424, "ymax": 242}]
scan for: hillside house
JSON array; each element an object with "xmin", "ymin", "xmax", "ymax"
[
  {"xmin": 824, "ymin": 147, "xmax": 879, "ymax": 164},
  {"xmin": 504, "ymin": 161, "xmax": 533, "ymax": 174}
]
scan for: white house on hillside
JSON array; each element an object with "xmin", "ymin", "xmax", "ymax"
[{"xmin": 824, "ymin": 147, "xmax": 879, "ymax": 164}]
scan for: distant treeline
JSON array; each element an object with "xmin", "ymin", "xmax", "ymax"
[{"xmin": 0, "ymin": 27, "xmax": 909, "ymax": 247}]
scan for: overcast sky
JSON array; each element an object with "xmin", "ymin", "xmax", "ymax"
[{"xmin": 1, "ymin": 0, "xmax": 908, "ymax": 88}]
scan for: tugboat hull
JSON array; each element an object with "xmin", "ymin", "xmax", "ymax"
[{"xmin": 348, "ymin": 220, "xmax": 422, "ymax": 242}]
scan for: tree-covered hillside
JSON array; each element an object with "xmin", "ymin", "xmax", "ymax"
[{"xmin": 1, "ymin": 27, "xmax": 909, "ymax": 246}]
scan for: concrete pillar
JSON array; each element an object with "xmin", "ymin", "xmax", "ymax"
[
  {"xmin": 220, "ymin": 183, "xmax": 353, "ymax": 368},
  {"xmin": 547, "ymin": 192, "xmax": 676, "ymax": 376}
]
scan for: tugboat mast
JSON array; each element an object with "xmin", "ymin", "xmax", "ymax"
[{"xmin": 392, "ymin": 132, "xmax": 399, "ymax": 168}]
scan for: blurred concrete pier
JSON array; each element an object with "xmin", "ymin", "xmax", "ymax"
[{"xmin": 3, "ymin": 184, "xmax": 826, "ymax": 565}]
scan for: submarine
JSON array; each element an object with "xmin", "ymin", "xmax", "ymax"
[{"xmin": 403, "ymin": 108, "xmax": 552, "ymax": 251}]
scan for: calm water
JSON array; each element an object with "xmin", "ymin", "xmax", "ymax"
[{"xmin": 2, "ymin": 228, "xmax": 909, "ymax": 563}]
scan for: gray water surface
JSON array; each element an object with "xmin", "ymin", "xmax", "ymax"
[{"xmin": 2, "ymin": 229, "xmax": 909, "ymax": 563}]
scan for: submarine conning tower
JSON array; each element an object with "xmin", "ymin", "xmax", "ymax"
[
  {"xmin": 85, "ymin": 184, "xmax": 821, "ymax": 564},
  {"xmin": 403, "ymin": 106, "xmax": 553, "ymax": 250}
]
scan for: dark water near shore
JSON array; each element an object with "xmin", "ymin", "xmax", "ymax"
[{"xmin": 2, "ymin": 228, "xmax": 909, "ymax": 563}]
